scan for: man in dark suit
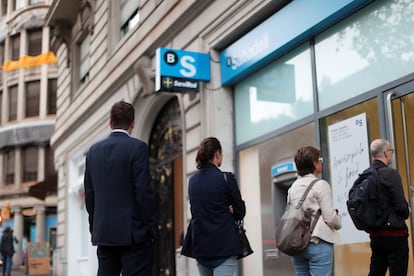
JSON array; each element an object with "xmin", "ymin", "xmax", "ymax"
[{"xmin": 84, "ymin": 100, "xmax": 157, "ymax": 276}]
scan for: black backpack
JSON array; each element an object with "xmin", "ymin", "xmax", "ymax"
[{"xmin": 346, "ymin": 167, "xmax": 390, "ymax": 232}]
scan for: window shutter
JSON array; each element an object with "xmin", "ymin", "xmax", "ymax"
[
  {"xmin": 11, "ymin": 34, "xmax": 20, "ymax": 60},
  {"xmin": 8, "ymin": 85, "xmax": 17, "ymax": 121},
  {"xmin": 0, "ymin": 90, "xmax": 2, "ymax": 123},
  {"xmin": 28, "ymin": 29, "xmax": 42, "ymax": 56},
  {"xmin": 79, "ymin": 35, "xmax": 90, "ymax": 82},
  {"xmin": 47, "ymin": 79, "xmax": 57, "ymax": 115},
  {"xmin": 23, "ymin": 146, "xmax": 38, "ymax": 182},
  {"xmin": 25, "ymin": 81, "xmax": 40, "ymax": 117},
  {"xmin": 5, "ymin": 150, "xmax": 15, "ymax": 184}
]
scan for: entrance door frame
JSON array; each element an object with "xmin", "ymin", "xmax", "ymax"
[{"xmin": 383, "ymin": 80, "xmax": 414, "ymax": 270}]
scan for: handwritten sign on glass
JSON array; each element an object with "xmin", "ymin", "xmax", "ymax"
[{"xmin": 328, "ymin": 113, "xmax": 370, "ymax": 244}]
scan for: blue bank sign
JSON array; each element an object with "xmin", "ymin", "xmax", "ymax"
[
  {"xmin": 156, "ymin": 48, "xmax": 211, "ymax": 92},
  {"xmin": 271, "ymin": 162, "xmax": 296, "ymax": 178},
  {"xmin": 220, "ymin": 0, "xmax": 372, "ymax": 85}
]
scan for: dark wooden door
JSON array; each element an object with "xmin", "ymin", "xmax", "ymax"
[{"xmin": 149, "ymin": 98, "xmax": 183, "ymax": 276}]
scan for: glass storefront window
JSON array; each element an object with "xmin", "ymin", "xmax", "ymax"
[
  {"xmin": 315, "ymin": 0, "xmax": 414, "ymax": 110},
  {"xmin": 319, "ymin": 98, "xmax": 380, "ymax": 274},
  {"xmin": 235, "ymin": 43, "xmax": 313, "ymax": 145}
]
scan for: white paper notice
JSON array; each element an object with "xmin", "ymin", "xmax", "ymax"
[{"xmin": 328, "ymin": 113, "xmax": 370, "ymax": 244}]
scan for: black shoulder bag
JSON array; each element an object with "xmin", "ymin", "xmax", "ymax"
[{"xmin": 223, "ymin": 172, "xmax": 254, "ymax": 259}]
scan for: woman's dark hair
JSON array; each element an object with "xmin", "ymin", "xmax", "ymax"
[
  {"xmin": 196, "ymin": 137, "xmax": 222, "ymax": 169},
  {"xmin": 294, "ymin": 146, "xmax": 321, "ymax": 176},
  {"xmin": 111, "ymin": 100, "xmax": 134, "ymax": 129},
  {"xmin": 3, "ymin": 226, "xmax": 12, "ymax": 233}
]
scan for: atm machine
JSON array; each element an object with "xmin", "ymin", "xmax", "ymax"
[{"xmin": 264, "ymin": 161, "xmax": 298, "ymax": 275}]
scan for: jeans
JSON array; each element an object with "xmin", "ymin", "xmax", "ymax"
[
  {"xmin": 291, "ymin": 240, "xmax": 333, "ymax": 276},
  {"xmin": 369, "ymin": 236, "xmax": 408, "ymax": 276},
  {"xmin": 2, "ymin": 255, "xmax": 13, "ymax": 274},
  {"xmin": 197, "ymin": 256, "xmax": 238, "ymax": 276}
]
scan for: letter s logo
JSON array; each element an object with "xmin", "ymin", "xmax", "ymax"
[{"xmin": 180, "ymin": 55, "xmax": 196, "ymax": 78}]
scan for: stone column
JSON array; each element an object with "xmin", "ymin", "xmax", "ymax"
[
  {"xmin": 35, "ymin": 206, "xmax": 46, "ymax": 242},
  {"xmin": 12, "ymin": 206, "xmax": 23, "ymax": 266}
]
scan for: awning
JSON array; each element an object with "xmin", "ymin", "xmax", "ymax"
[
  {"xmin": 28, "ymin": 174, "xmax": 58, "ymax": 201},
  {"xmin": 0, "ymin": 119, "xmax": 55, "ymax": 149}
]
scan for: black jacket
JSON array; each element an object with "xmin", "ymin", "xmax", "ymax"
[
  {"xmin": 84, "ymin": 132, "xmax": 157, "ymax": 246},
  {"xmin": 0, "ymin": 232, "xmax": 16, "ymax": 256},
  {"xmin": 372, "ymin": 160, "xmax": 409, "ymax": 230},
  {"xmin": 181, "ymin": 164, "xmax": 246, "ymax": 258}
]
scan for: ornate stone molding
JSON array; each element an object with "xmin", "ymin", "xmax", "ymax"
[
  {"xmin": 79, "ymin": 0, "xmax": 96, "ymax": 34},
  {"xmin": 13, "ymin": 15, "xmax": 45, "ymax": 32},
  {"xmin": 134, "ymin": 56, "xmax": 155, "ymax": 97},
  {"xmin": 50, "ymin": 20, "xmax": 72, "ymax": 67}
]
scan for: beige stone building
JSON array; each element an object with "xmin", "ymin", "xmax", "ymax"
[
  {"xmin": 45, "ymin": 0, "xmax": 263, "ymax": 275},
  {"xmin": 46, "ymin": 0, "xmax": 414, "ymax": 275},
  {"xmin": 0, "ymin": 0, "xmax": 58, "ymax": 271}
]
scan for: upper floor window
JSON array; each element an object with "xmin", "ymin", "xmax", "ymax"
[
  {"xmin": 45, "ymin": 146, "xmax": 55, "ymax": 177},
  {"xmin": 8, "ymin": 85, "xmax": 17, "ymax": 121},
  {"xmin": 79, "ymin": 34, "xmax": 90, "ymax": 86},
  {"xmin": 27, "ymin": 28, "xmax": 42, "ymax": 56},
  {"xmin": 47, "ymin": 79, "xmax": 57, "ymax": 115},
  {"xmin": 120, "ymin": 0, "xmax": 139, "ymax": 38},
  {"xmin": 23, "ymin": 146, "xmax": 38, "ymax": 182},
  {"xmin": 4, "ymin": 149, "xmax": 15, "ymax": 185},
  {"xmin": 25, "ymin": 81, "xmax": 40, "ymax": 118},
  {"xmin": 14, "ymin": 0, "xmax": 23, "ymax": 10},
  {"xmin": 0, "ymin": 90, "xmax": 2, "ymax": 124},
  {"xmin": 0, "ymin": 42, "xmax": 4, "ymax": 65},
  {"xmin": 10, "ymin": 34, "xmax": 20, "ymax": 60}
]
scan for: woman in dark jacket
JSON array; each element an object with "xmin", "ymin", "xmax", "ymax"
[
  {"xmin": 0, "ymin": 227, "xmax": 18, "ymax": 276},
  {"xmin": 181, "ymin": 137, "xmax": 246, "ymax": 276}
]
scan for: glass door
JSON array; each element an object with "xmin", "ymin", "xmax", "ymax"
[{"xmin": 385, "ymin": 86, "xmax": 414, "ymax": 275}]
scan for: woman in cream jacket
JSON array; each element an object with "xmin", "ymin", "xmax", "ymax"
[{"xmin": 287, "ymin": 146, "xmax": 342, "ymax": 276}]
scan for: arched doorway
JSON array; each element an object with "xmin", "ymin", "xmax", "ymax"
[{"xmin": 149, "ymin": 98, "xmax": 183, "ymax": 276}]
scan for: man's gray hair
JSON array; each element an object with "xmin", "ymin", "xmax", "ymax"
[{"xmin": 370, "ymin": 139, "xmax": 390, "ymax": 158}]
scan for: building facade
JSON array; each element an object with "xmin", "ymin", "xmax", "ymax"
[
  {"xmin": 0, "ymin": 0, "xmax": 58, "ymax": 270},
  {"xmin": 47, "ymin": 0, "xmax": 414, "ymax": 275}
]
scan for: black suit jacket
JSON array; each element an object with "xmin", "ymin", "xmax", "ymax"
[
  {"xmin": 84, "ymin": 131, "xmax": 157, "ymax": 246},
  {"xmin": 373, "ymin": 159, "xmax": 409, "ymax": 230},
  {"xmin": 181, "ymin": 164, "xmax": 246, "ymax": 258}
]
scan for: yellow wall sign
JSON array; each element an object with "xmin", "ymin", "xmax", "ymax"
[{"xmin": 2, "ymin": 51, "xmax": 57, "ymax": 72}]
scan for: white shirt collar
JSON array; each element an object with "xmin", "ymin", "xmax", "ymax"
[{"xmin": 112, "ymin": 129, "xmax": 130, "ymax": 136}]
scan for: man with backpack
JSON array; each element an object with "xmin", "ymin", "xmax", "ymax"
[{"xmin": 367, "ymin": 139, "xmax": 410, "ymax": 276}]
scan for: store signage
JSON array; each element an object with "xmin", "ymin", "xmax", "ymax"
[
  {"xmin": 158, "ymin": 76, "xmax": 199, "ymax": 92},
  {"xmin": 220, "ymin": 0, "xmax": 372, "ymax": 85},
  {"xmin": 155, "ymin": 48, "xmax": 210, "ymax": 92},
  {"xmin": 271, "ymin": 162, "xmax": 296, "ymax": 177},
  {"xmin": 328, "ymin": 112, "xmax": 370, "ymax": 244}
]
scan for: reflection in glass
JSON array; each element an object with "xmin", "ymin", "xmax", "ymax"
[
  {"xmin": 315, "ymin": 0, "xmax": 414, "ymax": 110},
  {"xmin": 235, "ymin": 43, "xmax": 313, "ymax": 145}
]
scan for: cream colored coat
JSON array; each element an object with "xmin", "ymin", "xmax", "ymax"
[{"xmin": 287, "ymin": 174, "xmax": 342, "ymax": 244}]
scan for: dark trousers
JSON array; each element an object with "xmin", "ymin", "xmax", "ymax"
[
  {"xmin": 369, "ymin": 236, "xmax": 408, "ymax": 276},
  {"xmin": 97, "ymin": 242, "xmax": 154, "ymax": 276}
]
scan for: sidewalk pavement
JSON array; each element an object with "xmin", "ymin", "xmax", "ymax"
[
  {"xmin": 11, "ymin": 266, "xmax": 30, "ymax": 276},
  {"xmin": 11, "ymin": 266, "xmax": 52, "ymax": 276}
]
